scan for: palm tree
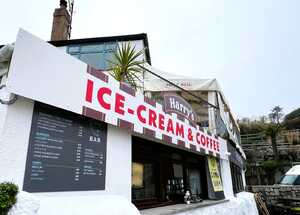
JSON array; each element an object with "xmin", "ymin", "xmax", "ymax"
[{"xmin": 107, "ymin": 42, "xmax": 145, "ymax": 90}]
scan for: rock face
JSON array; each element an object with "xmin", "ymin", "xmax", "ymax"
[{"xmin": 8, "ymin": 191, "xmax": 40, "ymax": 215}]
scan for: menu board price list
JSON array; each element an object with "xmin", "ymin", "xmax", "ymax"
[{"xmin": 23, "ymin": 103, "xmax": 107, "ymax": 192}]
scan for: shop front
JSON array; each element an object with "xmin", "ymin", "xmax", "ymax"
[
  {"xmin": 0, "ymin": 29, "xmax": 259, "ymax": 215},
  {"xmin": 132, "ymin": 136, "xmax": 209, "ymax": 209}
]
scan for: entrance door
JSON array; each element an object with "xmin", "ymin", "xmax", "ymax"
[
  {"xmin": 188, "ymin": 168, "xmax": 202, "ymax": 197},
  {"xmin": 132, "ymin": 136, "xmax": 208, "ymax": 208}
]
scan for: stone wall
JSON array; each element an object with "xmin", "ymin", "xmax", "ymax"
[
  {"xmin": 242, "ymin": 136, "xmax": 300, "ymax": 185},
  {"xmin": 247, "ymin": 185, "xmax": 300, "ymax": 206}
]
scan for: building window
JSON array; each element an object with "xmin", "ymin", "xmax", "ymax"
[
  {"xmin": 66, "ymin": 42, "xmax": 118, "ymax": 70},
  {"xmin": 230, "ymin": 163, "xmax": 244, "ymax": 193},
  {"xmin": 132, "ymin": 162, "xmax": 156, "ymax": 201}
]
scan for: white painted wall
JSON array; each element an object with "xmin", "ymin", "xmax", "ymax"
[
  {"xmin": 7, "ymin": 29, "xmax": 87, "ymax": 115},
  {"xmin": 0, "ymin": 97, "xmax": 133, "ymax": 214},
  {"xmin": 242, "ymin": 169, "xmax": 246, "ymax": 189},
  {"xmin": 175, "ymin": 192, "xmax": 259, "ymax": 215},
  {"xmin": 106, "ymin": 124, "xmax": 132, "ymax": 199},
  {"xmin": 220, "ymin": 158, "xmax": 234, "ymax": 199},
  {"xmin": 9, "ymin": 192, "xmax": 140, "ymax": 215},
  {"xmin": 0, "ymin": 96, "xmax": 34, "ymax": 186},
  {"xmin": 0, "ymin": 75, "xmax": 10, "ymax": 136},
  {"xmin": 207, "ymin": 91, "xmax": 217, "ymax": 134}
]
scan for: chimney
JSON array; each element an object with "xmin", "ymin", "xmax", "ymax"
[{"xmin": 51, "ymin": 0, "xmax": 71, "ymax": 41}]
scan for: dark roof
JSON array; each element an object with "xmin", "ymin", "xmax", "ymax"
[
  {"xmin": 50, "ymin": 33, "xmax": 151, "ymax": 64},
  {"xmin": 1, "ymin": 33, "xmax": 151, "ymax": 64}
]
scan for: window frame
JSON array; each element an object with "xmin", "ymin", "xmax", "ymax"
[{"xmin": 66, "ymin": 42, "xmax": 118, "ymax": 70}]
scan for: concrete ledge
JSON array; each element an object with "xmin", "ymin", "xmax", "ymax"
[{"xmin": 140, "ymin": 199, "xmax": 229, "ymax": 215}]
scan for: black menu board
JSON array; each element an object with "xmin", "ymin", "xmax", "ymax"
[{"xmin": 23, "ymin": 102, "xmax": 107, "ymax": 192}]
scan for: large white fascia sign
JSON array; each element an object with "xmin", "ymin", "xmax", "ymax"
[{"xmin": 7, "ymin": 29, "xmax": 228, "ymax": 160}]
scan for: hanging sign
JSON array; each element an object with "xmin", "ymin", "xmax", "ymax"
[
  {"xmin": 208, "ymin": 157, "xmax": 223, "ymax": 192},
  {"xmin": 163, "ymin": 94, "xmax": 197, "ymax": 123},
  {"xmin": 7, "ymin": 29, "xmax": 228, "ymax": 160}
]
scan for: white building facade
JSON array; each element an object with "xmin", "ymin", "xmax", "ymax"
[{"xmin": 0, "ymin": 29, "xmax": 257, "ymax": 215}]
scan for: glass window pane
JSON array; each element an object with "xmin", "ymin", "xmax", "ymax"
[
  {"xmin": 173, "ymin": 164, "xmax": 183, "ymax": 178},
  {"xmin": 79, "ymin": 53, "xmax": 104, "ymax": 69},
  {"xmin": 144, "ymin": 163, "xmax": 156, "ymax": 197},
  {"xmin": 68, "ymin": 46, "xmax": 80, "ymax": 53},
  {"xmin": 102, "ymin": 52, "xmax": 118, "ymax": 70},
  {"xmin": 81, "ymin": 44, "xmax": 105, "ymax": 53},
  {"xmin": 102, "ymin": 52, "xmax": 114, "ymax": 69},
  {"xmin": 280, "ymin": 175, "xmax": 297, "ymax": 185},
  {"xmin": 67, "ymin": 42, "xmax": 118, "ymax": 70},
  {"xmin": 294, "ymin": 176, "xmax": 300, "ymax": 185},
  {"xmin": 132, "ymin": 162, "xmax": 156, "ymax": 200},
  {"xmin": 189, "ymin": 169, "xmax": 202, "ymax": 195},
  {"xmin": 105, "ymin": 43, "xmax": 118, "ymax": 52}
]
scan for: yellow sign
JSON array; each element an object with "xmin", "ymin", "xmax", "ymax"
[
  {"xmin": 208, "ymin": 157, "xmax": 223, "ymax": 192},
  {"xmin": 132, "ymin": 162, "xmax": 143, "ymax": 188}
]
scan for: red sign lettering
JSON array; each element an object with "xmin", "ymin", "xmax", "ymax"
[
  {"xmin": 115, "ymin": 93, "xmax": 125, "ymax": 115},
  {"xmin": 137, "ymin": 105, "xmax": 146, "ymax": 124},
  {"xmin": 97, "ymin": 87, "xmax": 111, "ymax": 110}
]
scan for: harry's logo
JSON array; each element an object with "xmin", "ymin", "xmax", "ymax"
[{"xmin": 163, "ymin": 94, "xmax": 197, "ymax": 123}]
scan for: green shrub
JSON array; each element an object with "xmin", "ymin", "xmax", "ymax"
[
  {"xmin": 261, "ymin": 160, "xmax": 282, "ymax": 172},
  {"xmin": 0, "ymin": 182, "xmax": 18, "ymax": 215}
]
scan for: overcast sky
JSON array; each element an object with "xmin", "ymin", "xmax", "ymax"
[{"xmin": 0, "ymin": 0, "xmax": 299, "ymax": 119}]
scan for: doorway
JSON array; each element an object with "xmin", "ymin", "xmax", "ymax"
[{"xmin": 132, "ymin": 136, "xmax": 208, "ymax": 209}]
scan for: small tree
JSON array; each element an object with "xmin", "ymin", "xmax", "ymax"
[
  {"xmin": 0, "ymin": 182, "xmax": 19, "ymax": 215},
  {"xmin": 265, "ymin": 106, "xmax": 284, "ymax": 160},
  {"xmin": 107, "ymin": 42, "xmax": 145, "ymax": 90},
  {"xmin": 269, "ymin": 106, "xmax": 284, "ymax": 125}
]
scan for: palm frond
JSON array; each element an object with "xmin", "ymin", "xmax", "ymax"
[{"xmin": 106, "ymin": 42, "xmax": 145, "ymax": 89}]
